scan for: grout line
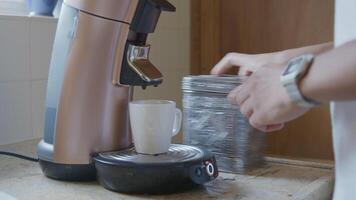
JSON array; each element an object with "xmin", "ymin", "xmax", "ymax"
[{"xmin": 28, "ymin": 18, "xmax": 35, "ymax": 140}]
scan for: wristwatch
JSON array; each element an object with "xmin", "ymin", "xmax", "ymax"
[{"xmin": 280, "ymin": 54, "xmax": 320, "ymax": 108}]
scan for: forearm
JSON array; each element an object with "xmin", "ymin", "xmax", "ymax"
[
  {"xmin": 274, "ymin": 42, "xmax": 333, "ymax": 63},
  {"xmin": 300, "ymin": 40, "xmax": 356, "ymax": 102}
]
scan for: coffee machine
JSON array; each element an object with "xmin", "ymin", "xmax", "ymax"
[{"xmin": 37, "ymin": 0, "xmax": 218, "ymax": 193}]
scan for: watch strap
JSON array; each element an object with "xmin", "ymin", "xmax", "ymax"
[
  {"xmin": 284, "ymin": 78, "xmax": 320, "ymax": 108},
  {"xmin": 282, "ymin": 54, "xmax": 321, "ymax": 108}
]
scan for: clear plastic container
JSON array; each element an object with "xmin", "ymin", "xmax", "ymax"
[{"xmin": 182, "ymin": 75, "xmax": 265, "ymax": 173}]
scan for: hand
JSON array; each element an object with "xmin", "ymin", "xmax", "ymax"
[
  {"xmin": 228, "ymin": 64, "xmax": 310, "ymax": 132},
  {"xmin": 211, "ymin": 52, "xmax": 286, "ymax": 76}
]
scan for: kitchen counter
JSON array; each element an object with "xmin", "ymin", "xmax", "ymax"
[{"xmin": 0, "ymin": 140, "xmax": 334, "ymax": 200}]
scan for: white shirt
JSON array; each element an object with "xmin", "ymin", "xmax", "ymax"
[{"xmin": 332, "ymin": 0, "xmax": 356, "ymax": 199}]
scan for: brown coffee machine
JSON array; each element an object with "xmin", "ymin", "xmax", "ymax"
[{"xmin": 37, "ymin": 0, "xmax": 218, "ymax": 194}]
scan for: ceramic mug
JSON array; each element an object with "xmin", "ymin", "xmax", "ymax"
[{"xmin": 129, "ymin": 100, "xmax": 182, "ymax": 155}]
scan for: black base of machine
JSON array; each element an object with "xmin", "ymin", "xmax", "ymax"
[
  {"xmin": 95, "ymin": 162, "xmax": 200, "ymax": 194},
  {"xmin": 39, "ymin": 160, "xmax": 96, "ymax": 181},
  {"xmin": 93, "ymin": 144, "xmax": 218, "ymax": 194}
]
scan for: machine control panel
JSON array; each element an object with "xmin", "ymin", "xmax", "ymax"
[
  {"xmin": 205, "ymin": 161, "xmax": 215, "ymax": 176},
  {"xmin": 190, "ymin": 158, "xmax": 219, "ymax": 184}
]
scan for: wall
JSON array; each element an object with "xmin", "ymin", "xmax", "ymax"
[
  {"xmin": 0, "ymin": 0, "xmax": 62, "ymax": 17},
  {"xmin": 0, "ymin": 0, "xmax": 190, "ymax": 145},
  {"xmin": 0, "ymin": 15, "xmax": 57, "ymax": 145}
]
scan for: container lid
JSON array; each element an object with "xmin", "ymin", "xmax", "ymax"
[{"xmin": 182, "ymin": 75, "xmax": 247, "ymax": 94}]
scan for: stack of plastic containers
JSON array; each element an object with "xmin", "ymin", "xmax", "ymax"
[{"xmin": 182, "ymin": 75, "xmax": 265, "ymax": 173}]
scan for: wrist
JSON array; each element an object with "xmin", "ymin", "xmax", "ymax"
[
  {"xmin": 298, "ymin": 58, "xmax": 324, "ymax": 104},
  {"xmin": 273, "ymin": 51, "xmax": 288, "ymax": 64},
  {"xmin": 275, "ymin": 49, "xmax": 297, "ymax": 65},
  {"xmin": 276, "ymin": 42, "xmax": 334, "ymax": 65}
]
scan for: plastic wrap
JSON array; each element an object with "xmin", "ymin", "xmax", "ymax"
[{"xmin": 182, "ymin": 75, "xmax": 265, "ymax": 173}]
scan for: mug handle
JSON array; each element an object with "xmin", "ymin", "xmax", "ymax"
[{"xmin": 172, "ymin": 108, "xmax": 182, "ymax": 136}]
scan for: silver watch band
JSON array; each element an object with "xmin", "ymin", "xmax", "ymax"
[
  {"xmin": 284, "ymin": 79, "xmax": 320, "ymax": 108},
  {"xmin": 281, "ymin": 54, "xmax": 320, "ymax": 108}
]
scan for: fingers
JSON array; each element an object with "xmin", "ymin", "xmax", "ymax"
[
  {"xmin": 229, "ymin": 81, "xmax": 284, "ymax": 132},
  {"xmin": 249, "ymin": 116, "xmax": 267, "ymax": 132},
  {"xmin": 211, "ymin": 53, "xmax": 240, "ymax": 75},
  {"xmin": 266, "ymin": 124, "xmax": 284, "ymax": 132},
  {"xmin": 228, "ymin": 85, "xmax": 250, "ymax": 105},
  {"xmin": 211, "ymin": 53, "xmax": 257, "ymax": 76},
  {"xmin": 239, "ymin": 98, "xmax": 253, "ymax": 118},
  {"xmin": 249, "ymin": 114, "xmax": 284, "ymax": 132},
  {"xmin": 238, "ymin": 67, "xmax": 254, "ymax": 76},
  {"xmin": 227, "ymin": 86, "xmax": 242, "ymax": 105}
]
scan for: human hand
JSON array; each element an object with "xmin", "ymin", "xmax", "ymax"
[
  {"xmin": 211, "ymin": 52, "xmax": 286, "ymax": 76},
  {"xmin": 228, "ymin": 64, "xmax": 310, "ymax": 132}
]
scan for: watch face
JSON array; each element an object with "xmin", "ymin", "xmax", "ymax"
[{"xmin": 283, "ymin": 57, "xmax": 304, "ymax": 76}]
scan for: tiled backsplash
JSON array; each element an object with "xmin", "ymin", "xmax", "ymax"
[
  {"xmin": 0, "ymin": 0, "xmax": 63, "ymax": 17},
  {"xmin": 0, "ymin": 16, "xmax": 57, "ymax": 145},
  {"xmin": 0, "ymin": 0, "xmax": 190, "ymax": 145}
]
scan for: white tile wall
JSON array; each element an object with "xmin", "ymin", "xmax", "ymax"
[
  {"xmin": 0, "ymin": 81, "xmax": 32, "ymax": 144},
  {"xmin": 31, "ymin": 80, "xmax": 47, "ymax": 138},
  {"xmin": 0, "ymin": 0, "xmax": 27, "ymax": 16},
  {"xmin": 30, "ymin": 19, "xmax": 57, "ymax": 80},
  {"xmin": 0, "ymin": 0, "xmax": 191, "ymax": 145},
  {"xmin": 0, "ymin": 17, "xmax": 30, "ymax": 82},
  {"xmin": 0, "ymin": 16, "xmax": 56, "ymax": 145}
]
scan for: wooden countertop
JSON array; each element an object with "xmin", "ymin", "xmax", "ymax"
[{"xmin": 0, "ymin": 140, "xmax": 334, "ymax": 200}]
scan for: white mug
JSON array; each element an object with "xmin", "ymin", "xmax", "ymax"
[{"xmin": 129, "ymin": 100, "xmax": 182, "ymax": 155}]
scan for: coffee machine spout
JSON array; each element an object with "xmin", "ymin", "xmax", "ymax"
[
  {"xmin": 114, "ymin": 0, "xmax": 175, "ymax": 88},
  {"xmin": 126, "ymin": 44, "xmax": 163, "ymax": 85}
]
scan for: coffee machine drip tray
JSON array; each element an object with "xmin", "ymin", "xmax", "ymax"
[
  {"xmin": 93, "ymin": 144, "xmax": 218, "ymax": 194},
  {"xmin": 97, "ymin": 145, "xmax": 206, "ymax": 164}
]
